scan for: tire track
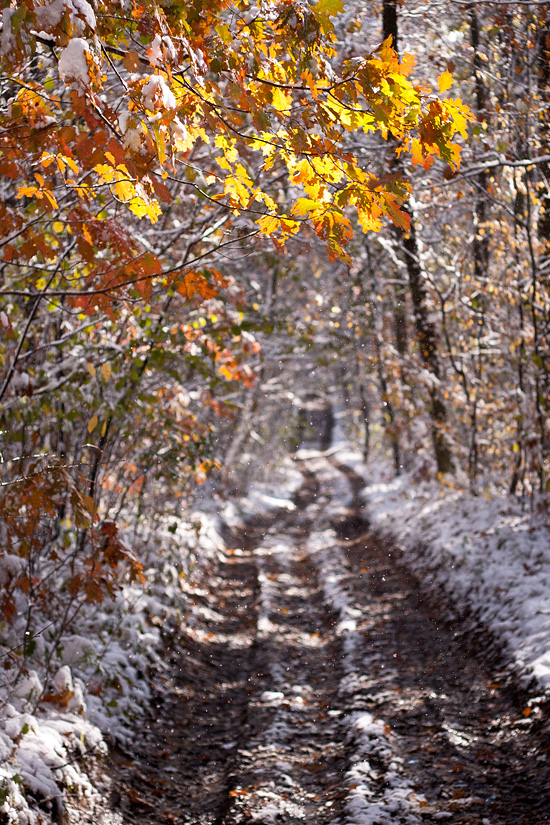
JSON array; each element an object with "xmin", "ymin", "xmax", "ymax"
[
  {"xmin": 220, "ymin": 501, "xmax": 349, "ymax": 824},
  {"xmin": 110, "ymin": 448, "xmax": 550, "ymax": 825},
  {"xmin": 328, "ymin": 456, "xmax": 550, "ymax": 825}
]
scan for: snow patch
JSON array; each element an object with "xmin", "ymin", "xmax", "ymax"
[
  {"xmin": 58, "ymin": 38, "xmax": 92, "ymax": 89},
  {"xmin": 142, "ymin": 74, "xmax": 176, "ymax": 111},
  {"xmin": 35, "ymin": 0, "xmax": 96, "ymax": 34},
  {"xmin": 362, "ymin": 463, "xmax": 550, "ymax": 692}
]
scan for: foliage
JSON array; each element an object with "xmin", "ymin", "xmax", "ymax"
[{"xmin": 0, "ymin": 3, "xmax": 471, "ymax": 788}]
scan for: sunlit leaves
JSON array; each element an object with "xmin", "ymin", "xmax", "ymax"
[{"xmin": 438, "ymin": 70, "xmax": 454, "ymax": 93}]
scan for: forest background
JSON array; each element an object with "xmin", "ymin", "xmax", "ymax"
[{"xmin": 1, "ymin": 0, "xmax": 549, "ymax": 820}]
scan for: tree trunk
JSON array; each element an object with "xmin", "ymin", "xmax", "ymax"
[
  {"xmin": 402, "ymin": 223, "xmax": 453, "ymax": 474},
  {"xmin": 383, "ymin": 0, "xmax": 452, "ymax": 474}
]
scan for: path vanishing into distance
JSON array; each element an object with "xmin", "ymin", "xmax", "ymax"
[{"xmin": 105, "ymin": 421, "xmax": 550, "ymax": 825}]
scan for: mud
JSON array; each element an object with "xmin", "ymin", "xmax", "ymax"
[{"xmin": 108, "ymin": 450, "xmax": 550, "ymax": 824}]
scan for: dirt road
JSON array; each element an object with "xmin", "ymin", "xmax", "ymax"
[{"xmin": 109, "ymin": 451, "xmax": 550, "ymax": 825}]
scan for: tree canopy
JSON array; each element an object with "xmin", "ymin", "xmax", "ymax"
[
  {"xmin": 0, "ymin": 0, "xmax": 469, "ymax": 593},
  {"xmin": 8, "ymin": 1, "xmax": 550, "ymax": 818}
]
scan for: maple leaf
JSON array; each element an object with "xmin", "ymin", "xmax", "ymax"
[
  {"xmin": 315, "ymin": 0, "xmax": 344, "ymax": 21},
  {"xmin": 438, "ymin": 70, "xmax": 454, "ymax": 93},
  {"xmin": 271, "ymin": 87, "xmax": 293, "ymax": 113}
]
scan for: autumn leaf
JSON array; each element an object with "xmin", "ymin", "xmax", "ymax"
[
  {"xmin": 438, "ymin": 70, "xmax": 454, "ymax": 92},
  {"xmin": 314, "ymin": 0, "xmax": 344, "ymax": 30},
  {"xmin": 271, "ymin": 87, "xmax": 293, "ymax": 113}
]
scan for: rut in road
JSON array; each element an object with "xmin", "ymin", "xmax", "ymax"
[{"xmin": 110, "ymin": 452, "xmax": 550, "ymax": 825}]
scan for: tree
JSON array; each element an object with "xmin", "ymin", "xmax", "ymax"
[{"xmin": 0, "ymin": 0, "xmax": 470, "ymax": 706}]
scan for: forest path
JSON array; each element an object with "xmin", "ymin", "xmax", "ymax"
[{"xmin": 109, "ymin": 450, "xmax": 550, "ymax": 825}]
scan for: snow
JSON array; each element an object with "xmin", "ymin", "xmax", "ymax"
[
  {"xmin": 35, "ymin": 0, "xmax": 96, "ymax": 34},
  {"xmin": 147, "ymin": 34, "xmax": 176, "ymax": 67},
  {"xmin": 147, "ymin": 34, "xmax": 163, "ymax": 67},
  {"xmin": 171, "ymin": 116, "xmax": 188, "ymax": 144},
  {"xmin": 58, "ymin": 38, "xmax": 92, "ymax": 89},
  {"xmin": 141, "ymin": 74, "xmax": 177, "ymax": 111},
  {"xmin": 360, "ymin": 463, "xmax": 550, "ymax": 693},
  {"xmin": 1, "ymin": 8, "xmax": 15, "ymax": 55},
  {"xmin": 0, "ymin": 553, "xmax": 26, "ymax": 585},
  {"xmin": 4, "ymin": 410, "xmax": 550, "ymax": 823}
]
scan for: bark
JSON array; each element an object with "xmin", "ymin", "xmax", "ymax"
[
  {"xmin": 382, "ymin": 0, "xmax": 398, "ymax": 50},
  {"xmin": 402, "ymin": 222, "xmax": 453, "ymax": 474},
  {"xmin": 466, "ymin": 5, "xmax": 491, "ymax": 487},
  {"xmin": 469, "ymin": 5, "xmax": 490, "ymax": 282},
  {"xmin": 535, "ymin": 9, "xmax": 550, "ymax": 490},
  {"xmin": 359, "ymin": 385, "xmax": 370, "ymax": 463}
]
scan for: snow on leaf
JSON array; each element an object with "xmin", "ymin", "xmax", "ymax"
[
  {"xmin": 58, "ymin": 38, "xmax": 92, "ymax": 89},
  {"xmin": 142, "ymin": 74, "xmax": 176, "ymax": 111}
]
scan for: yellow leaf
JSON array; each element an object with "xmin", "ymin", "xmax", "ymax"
[
  {"xmin": 40, "ymin": 153, "xmax": 56, "ymax": 168},
  {"xmin": 94, "ymin": 164, "xmax": 116, "ymax": 183},
  {"xmin": 257, "ymin": 214, "xmax": 280, "ymax": 234},
  {"xmin": 316, "ymin": 0, "xmax": 343, "ymax": 16},
  {"xmin": 156, "ymin": 126, "xmax": 167, "ymax": 164},
  {"xmin": 88, "ymin": 415, "xmax": 98, "ymax": 434},
  {"xmin": 65, "ymin": 156, "xmax": 79, "ymax": 175},
  {"xmin": 271, "ymin": 87, "xmax": 292, "ymax": 113},
  {"xmin": 438, "ymin": 70, "xmax": 453, "ymax": 92},
  {"xmin": 128, "ymin": 197, "xmax": 162, "ymax": 223},
  {"xmin": 113, "ymin": 178, "xmax": 135, "ymax": 201},
  {"xmin": 410, "ymin": 138, "xmax": 434, "ymax": 170},
  {"xmin": 445, "ymin": 99, "xmax": 471, "ymax": 140},
  {"xmin": 101, "ymin": 362, "xmax": 112, "ymax": 381},
  {"xmin": 82, "ymin": 223, "xmax": 93, "ymax": 245},
  {"xmin": 291, "ymin": 198, "xmax": 318, "ymax": 216}
]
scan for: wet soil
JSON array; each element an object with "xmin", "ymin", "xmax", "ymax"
[
  {"xmin": 108, "ymin": 451, "xmax": 550, "ymax": 825},
  {"xmin": 332, "ymin": 459, "xmax": 550, "ymax": 824}
]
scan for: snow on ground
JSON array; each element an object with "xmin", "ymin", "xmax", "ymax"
[
  {"xmin": 222, "ymin": 455, "xmax": 302, "ymax": 526},
  {"xmin": 359, "ymin": 463, "xmax": 550, "ymax": 695},
  {"xmin": 0, "ymin": 458, "xmax": 302, "ymax": 824},
  {"xmin": 304, "ymin": 456, "xmax": 425, "ymax": 824},
  {"xmin": 4, "ymin": 419, "xmax": 550, "ymax": 823},
  {"xmin": 311, "ymin": 521, "xmax": 425, "ymax": 825}
]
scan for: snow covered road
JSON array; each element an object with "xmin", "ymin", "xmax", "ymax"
[{"xmin": 108, "ymin": 453, "xmax": 550, "ymax": 825}]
